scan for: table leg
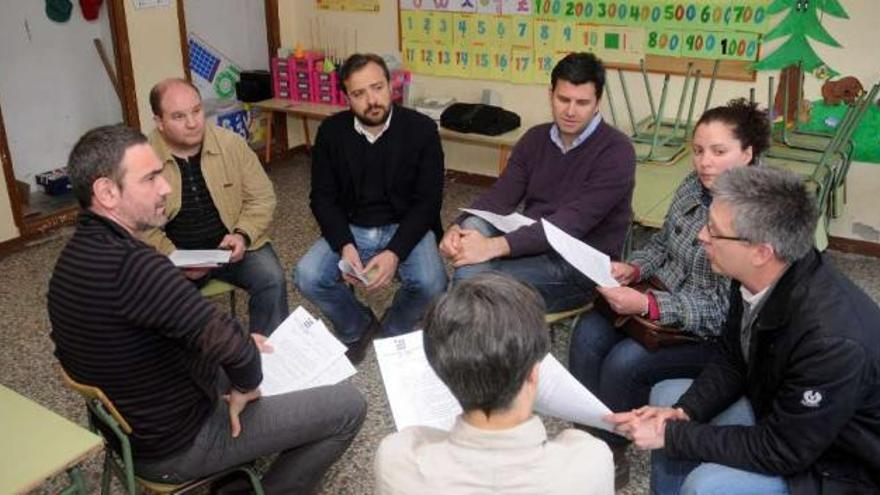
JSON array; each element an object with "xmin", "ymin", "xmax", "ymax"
[
  {"xmin": 498, "ymin": 145, "xmax": 511, "ymax": 175},
  {"xmin": 264, "ymin": 112, "xmax": 274, "ymax": 164},
  {"xmin": 59, "ymin": 467, "xmax": 88, "ymax": 495},
  {"xmin": 302, "ymin": 117, "xmax": 312, "ymax": 153}
]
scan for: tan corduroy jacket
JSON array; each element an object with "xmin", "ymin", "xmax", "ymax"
[{"xmin": 144, "ymin": 125, "xmax": 276, "ymax": 255}]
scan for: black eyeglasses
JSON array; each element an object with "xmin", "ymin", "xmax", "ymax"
[{"xmin": 705, "ymin": 222, "xmax": 748, "ymax": 242}]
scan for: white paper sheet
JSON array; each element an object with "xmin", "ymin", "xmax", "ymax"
[
  {"xmin": 299, "ymin": 355, "xmax": 357, "ymax": 389},
  {"xmin": 460, "ymin": 208, "xmax": 536, "ymax": 233},
  {"xmin": 374, "ymin": 331, "xmax": 616, "ymax": 433},
  {"xmin": 374, "ymin": 331, "xmax": 462, "ymax": 431},
  {"xmin": 542, "ymin": 219, "xmax": 620, "ymax": 288},
  {"xmin": 337, "ymin": 259, "xmax": 370, "ymax": 284},
  {"xmin": 168, "ymin": 249, "xmax": 231, "ymax": 268},
  {"xmin": 259, "ymin": 307, "xmax": 353, "ymax": 396},
  {"xmin": 534, "ymin": 355, "xmax": 616, "ymax": 432}
]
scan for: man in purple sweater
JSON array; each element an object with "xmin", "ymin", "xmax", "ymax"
[{"xmin": 440, "ymin": 52, "xmax": 636, "ymax": 312}]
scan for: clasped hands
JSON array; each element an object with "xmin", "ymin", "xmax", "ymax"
[
  {"xmin": 439, "ymin": 224, "xmax": 509, "ymax": 266},
  {"xmin": 605, "ymin": 406, "xmax": 690, "ymax": 450}
]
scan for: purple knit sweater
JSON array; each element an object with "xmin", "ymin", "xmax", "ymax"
[{"xmin": 465, "ymin": 120, "xmax": 636, "ymax": 259}]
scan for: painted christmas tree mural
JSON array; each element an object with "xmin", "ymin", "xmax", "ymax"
[{"xmin": 753, "ymin": 0, "xmax": 850, "ymax": 122}]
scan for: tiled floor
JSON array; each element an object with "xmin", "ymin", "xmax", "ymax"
[{"xmin": 3, "ymin": 153, "xmax": 879, "ymax": 494}]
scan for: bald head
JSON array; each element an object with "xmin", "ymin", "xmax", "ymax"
[{"xmin": 149, "ymin": 78, "xmax": 201, "ymax": 117}]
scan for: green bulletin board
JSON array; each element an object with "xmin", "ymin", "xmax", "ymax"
[{"xmin": 399, "ymin": 0, "xmax": 771, "ymax": 83}]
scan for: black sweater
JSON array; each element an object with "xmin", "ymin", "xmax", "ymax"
[
  {"xmin": 48, "ymin": 212, "xmax": 261, "ymax": 459},
  {"xmin": 309, "ymin": 105, "xmax": 445, "ymax": 260}
]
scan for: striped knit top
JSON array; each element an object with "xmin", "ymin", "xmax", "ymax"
[{"xmin": 48, "ymin": 211, "xmax": 262, "ymax": 459}]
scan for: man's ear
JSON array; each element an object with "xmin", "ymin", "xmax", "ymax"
[
  {"xmin": 92, "ymin": 177, "xmax": 120, "ymax": 209},
  {"xmin": 526, "ymin": 361, "xmax": 541, "ymax": 387},
  {"xmin": 751, "ymin": 242, "xmax": 777, "ymax": 268}
]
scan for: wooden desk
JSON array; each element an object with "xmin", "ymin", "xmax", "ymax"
[
  {"xmin": 0, "ymin": 384, "xmax": 103, "ymax": 494},
  {"xmin": 253, "ymin": 98, "xmax": 526, "ymax": 174}
]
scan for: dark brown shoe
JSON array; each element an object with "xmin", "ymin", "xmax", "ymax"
[{"xmin": 344, "ymin": 315, "xmax": 381, "ymax": 365}]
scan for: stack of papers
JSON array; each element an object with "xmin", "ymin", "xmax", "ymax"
[
  {"xmin": 259, "ymin": 307, "xmax": 356, "ymax": 396},
  {"xmin": 374, "ymin": 331, "xmax": 615, "ymax": 432},
  {"xmin": 168, "ymin": 249, "xmax": 231, "ymax": 268},
  {"xmin": 338, "ymin": 259, "xmax": 371, "ymax": 284}
]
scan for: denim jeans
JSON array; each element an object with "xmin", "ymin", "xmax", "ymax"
[
  {"xmin": 135, "ymin": 382, "xmax": 366, "ymax": 494},
  {"xmin": 452, "ymin": 216, "xmax": 595, "ymax": 312},
  {"xmin": 203, "ymin": 243, "xmax": 289, "ymax": 335},
  {"xmin": 649, "ymin": 379, "xmax": 789, "ymax": 495},
  {"xmin": 293, "ymin": 224, "xmax": 447, "ymax": 342},
  {"xmin": 569, "ymin": 311, "xmax": 717, "ymax": 445}
]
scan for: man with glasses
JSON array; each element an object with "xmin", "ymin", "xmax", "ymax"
[{"xmin": 610, "ymin": 167, "xmax": 880, "ymax": 494}]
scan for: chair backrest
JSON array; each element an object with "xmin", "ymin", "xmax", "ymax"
[{"xmin": 60, "ymin": 368, "xmax": 133, "ymax": 434}]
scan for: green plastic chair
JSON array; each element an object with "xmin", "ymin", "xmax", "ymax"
[
  {"xmin": 200, "ymin": 279, "xmax": 238, "ymax": 317},
  {"xmin": 61, "ymin": 369, "xmax": 264, "ymax": 495},
  {"xmin": 546, "ymin": 303, "xmax": 594, "ymax": 344}
]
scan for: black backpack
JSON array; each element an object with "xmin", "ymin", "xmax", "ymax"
[{"xmin": 440, "ymin": 103, "xmax": 521, "ymax": 136}]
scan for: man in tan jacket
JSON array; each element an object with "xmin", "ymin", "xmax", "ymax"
[{"xmin": 144, "ymin": 78, "xmax": 288, "ymax": 335}]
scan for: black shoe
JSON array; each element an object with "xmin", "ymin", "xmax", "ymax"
[{"xmin": 344, "ymin": 315, "xmax": 381, "ymax": 365}]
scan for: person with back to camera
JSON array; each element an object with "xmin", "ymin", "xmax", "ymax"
[{"xmin": 375, "ymin": 272, "xmax": 614, "ymax": 494}]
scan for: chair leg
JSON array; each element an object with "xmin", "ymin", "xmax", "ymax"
[
  {"xmin": 243, "ymin": 467, "xmax": 265, "ymax": 495},
  {"xmin": 100, "ymin": 453, "xmax": 113, "ymax": 495}
]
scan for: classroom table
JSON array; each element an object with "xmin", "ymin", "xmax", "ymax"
[
  {"xmin": 0, "ymin": 384, "xmax": 103, "ymax": 494},
  {"xmin": 632, "ymin": 150, "xmax": 694, "ymax": 228},
  {"xmin": 253, "ymin": 98, "xmax": 527, "ymax": 174}
]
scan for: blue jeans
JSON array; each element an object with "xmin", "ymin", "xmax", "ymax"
[
  {"xmin": 293, "ymin": 225, "xmax": 447, "ymax": 342},
  {"xmin": 452, "ymin": 216, "xmax": 595, "ymax": 312},
  {"xmin": 649, "ymin": 379, "xmax": 789, "ymax": 495},
  {"xmin": 569, "ymin": 311, "xmax": 717, "ymax": 445},
  {"xmin": 204, "ymin": 243, "xmax": 289, "ymax": 335}
]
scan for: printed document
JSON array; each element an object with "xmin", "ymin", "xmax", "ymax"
[
  {"xmin": 460, "ymin": 208, "xmax": 535, "ymax": 233},
  {"xmin": 168, "ymin": 249, "xmax": 231, "ymax": 268},
  {"xmin": 542, "ymin": 219, "xmax": 620, "ymax": 287},
  {"xmin": 259, "ymin": 307, "xmax": 354, "ymax": 396},
  {"xmin": 374, "ymin": 331, "xmax": 462, "ymax": 431},
  {"xmin": 375, "ymin": 331, "xmax": 615, "ymax": 432}
]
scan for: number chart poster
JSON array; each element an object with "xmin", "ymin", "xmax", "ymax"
[{"xmin": 400, "ymin": 0, "xmax": 769, "ymax": 84}]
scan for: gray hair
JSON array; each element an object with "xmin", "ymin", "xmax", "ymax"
[
  {"xmin": 423, "ymin": 273, "xmax": 550, "ymax": 416},
  {"xmin": 68, "ymin": 125, "xmax": 148, "ymax": 208},
  {"xmin": 712, "ymin": 166, "xmax": 818, "ymax": 262}
]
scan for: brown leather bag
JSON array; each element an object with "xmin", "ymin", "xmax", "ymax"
[{"xmin": 596, "ymin": 278, "xmax": 706, "ymax": 351}]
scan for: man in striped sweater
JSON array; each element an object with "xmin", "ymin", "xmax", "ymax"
[{"xmin": 48, "ymin": 125, "xmax": 366, "ymax": 493}]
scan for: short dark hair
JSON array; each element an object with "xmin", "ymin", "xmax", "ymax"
[
  {"xmin": 68, "ymin": 125, "xmax": 147, "ymax": 208},
  {"xmin": 696, "ymin": 98, "xmax": 771, "ymax": 164},
  {"xmin": 149, "ymin": 78, "xmax": 201, "ymax": 117},
  {"xmin": 338, "ymin": 53, "xmax": 390, "ymax": 94},
  {"xmin": 423, "ymin": 273, "xmax": 550, "ymax": 416},
  {"xmin": 713, "ymin": 166, "xmax": 818, "ymax": 263},
  {"xmin": 551, "ymin": 52, "xmax": 606, "ymax": 99}
]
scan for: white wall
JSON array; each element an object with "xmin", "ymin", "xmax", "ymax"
[
  {"xmin": 279, "ymin": 0, "xmax": 880, "ymax": 243},
  {"xmin": 184, "ymin": 0, "xmax": 268, "ymax": 71},
  {"xmin": 0, "ymin": 1, "xmax": 122, "ymax": 185}
]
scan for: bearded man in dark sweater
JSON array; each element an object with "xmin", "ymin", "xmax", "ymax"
[
  {"xmin": 441, "ymin": 52, "xmax": 636, "ymax": 312},
  {"xmin": 49, "ymin": 125, "xmax": 366, "ymax": 493},
  {"xmin": 294, "ymin": 53, "xmax": 447, "ymax": 364}
]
